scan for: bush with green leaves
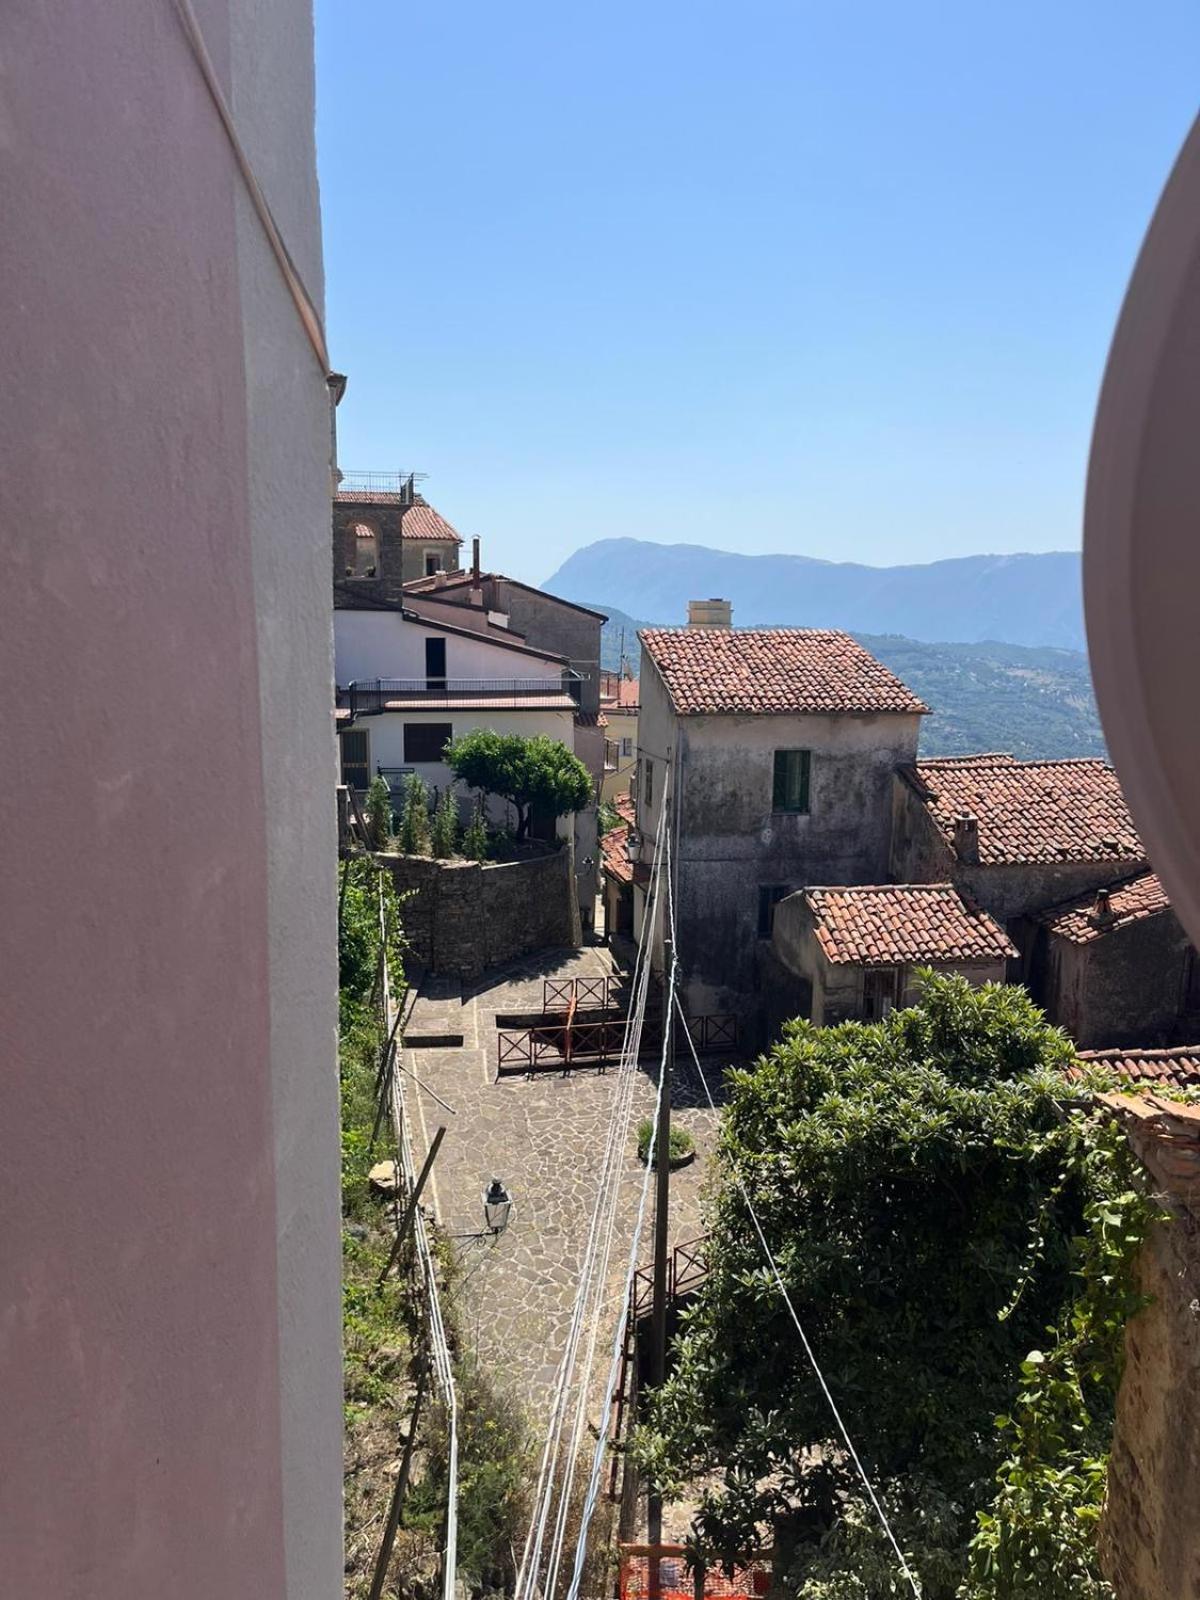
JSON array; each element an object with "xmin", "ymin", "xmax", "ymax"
[
  {"xmin": 444, "ymin": 728, "xmax": 592, "ymax": 842},
  {"xmin": 364, "ymin": 772, "xmax": 393, "ymax": 850},
  {"xmin": 637, "ymin": 1117, "xmax": 695, "ymax": 1168},
  {"xmin": 632, "ymin": 973, "xmax": 1156, "ymax": 1600},
  {"xmin": 397, "ymin": 770, "xmax": 432, "ymax": 856},
  {"xmin": 463, "ymin": 798, "xmax": 489, "ymax": 863},
  {"xmin": 430, "ymin": 785, "xmax": 459, "ymax": 859}
]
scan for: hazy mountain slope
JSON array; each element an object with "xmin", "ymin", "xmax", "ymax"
[
  {"xmin": 547, "ymin": 538, "xmax": 1084, "ymax": 650},
  {"xmin": 595, "ymin": 605, "xmax": 1104, "ymax": 761}
]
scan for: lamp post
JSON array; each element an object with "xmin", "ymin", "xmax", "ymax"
[{"xmin": 483, "ymin": 1177, "xmax": 513, "ymax": 1236}]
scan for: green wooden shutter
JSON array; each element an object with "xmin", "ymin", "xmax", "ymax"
[
  {"xmin": 772, "ymin": 751, "xmax": 788, "ymax": 810},
  {"xmin": 797, "ymin": 749, "xmax": 811, "ymax": 812}
]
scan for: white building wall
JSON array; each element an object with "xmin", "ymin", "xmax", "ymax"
[{"xmin": 334, "ymin": 609, "xmax": 563, "ymax": 684}]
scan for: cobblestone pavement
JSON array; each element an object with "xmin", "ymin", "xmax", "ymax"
[{"xmin": 401, "ymin": 944, "xmax": 732, "ymax": 1440}]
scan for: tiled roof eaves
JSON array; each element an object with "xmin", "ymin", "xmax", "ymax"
[{"xmin": 803, "ymin": 883, "xmax": 1018, "ymax": 967}]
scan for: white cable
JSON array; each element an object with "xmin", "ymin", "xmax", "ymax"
[
  {"xmin": 564, "ymin": 889, "xmax": 677, "ymax": 1600},
  {"xmin": 662, "ymin": 875, "xmax": 922, "ymax": 1600},
  {"xmin": 516, "ymin": 797, "xmax": 670, "ymax": 1600}
]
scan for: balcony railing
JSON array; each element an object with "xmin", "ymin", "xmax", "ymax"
[{"xmin": 339, "ymin": 673, "xmax": 582, "ymax": 719}]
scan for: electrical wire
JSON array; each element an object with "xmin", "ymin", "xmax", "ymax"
[
  {"xmin": 516, "ymin": 790, "xmax": 671, "ymax": 1600},
  {"xmin": 662, "ymin": 872, "xmax": 922, "ymax": 1600}
]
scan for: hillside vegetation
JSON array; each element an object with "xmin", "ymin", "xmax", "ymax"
[
  {"xmin": 546, "ymin": 536, "xmax": 1084, "ymax": 649},
  {"xmin": 596, "ymin": 605, "xmax": 1104, "ymax": 761}
]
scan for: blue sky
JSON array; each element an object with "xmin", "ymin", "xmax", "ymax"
[{"xmin": 315, "ymin": 2, "xmax": 1198, "ymax": 582}]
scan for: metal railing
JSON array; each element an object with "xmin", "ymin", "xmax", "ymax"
[
  {"xmin": 337, "ymin": 468, "xmax": 428, "ymax": 497},
  {"xmin": 340, "ymin": 674, "xmax": 582, "ymax": 717}
]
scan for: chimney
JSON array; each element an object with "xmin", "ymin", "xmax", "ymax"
[
  {"xmin": 1093, "ymin": 886, "xmax": 1114, "ymax": 923},
  {"xmin": 472, "ymin": 536, "xmax": 481, "ymax": 584},
  {"xmin": 952, "ymin": 810, "xmax": 980, "ymax": 864},
  {"xmin": 687, "ymin": 597, "xmax": 733, "ymax": 629}
]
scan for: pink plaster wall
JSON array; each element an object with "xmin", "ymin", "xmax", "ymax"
[{"xmin": 0, "ymin": 1, "xmax": 290, "ymax": 1592}]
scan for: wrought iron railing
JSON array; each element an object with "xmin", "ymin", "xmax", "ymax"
[{"xmin": 339, "ymin": 674, "xmax": 582, "ymax": 718}]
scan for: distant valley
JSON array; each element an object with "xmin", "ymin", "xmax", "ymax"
[
  {"xmin": 545, "ymin": 537, "xmax": 1085, "ymax": 651},
  {"xmin": 591, "ymin": 603, "xmax": 1105, "ymax": 762}
]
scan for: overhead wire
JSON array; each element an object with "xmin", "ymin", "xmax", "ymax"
[
  {"xmin": 661, "ymin": 868, "xmax": 922, "ymax": 1600},
  {"xmin": 563, "ymin": 825, "xmax": 678, "ymax": 1600},
  {"xmin": 515, "ymin": 789, "xmax": 671, "ymax": 1600}
]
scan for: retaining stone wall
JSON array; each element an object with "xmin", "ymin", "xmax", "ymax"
[{"xmin": 376, "ymin": 846, "xmax": 580, "ymax": 979}]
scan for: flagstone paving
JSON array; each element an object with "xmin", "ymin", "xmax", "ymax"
[{"xmin": 400, "ymin": 944, "xmax": 733, "ymax": 1438}]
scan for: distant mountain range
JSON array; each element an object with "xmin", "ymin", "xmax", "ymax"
[
  {"xmin": 544, "ymin": 538, "xmax": 1085, "ymax": 651},
  {"xmin": 591, "ymin": 604, "xmax": 1105, "ymax": 762}
]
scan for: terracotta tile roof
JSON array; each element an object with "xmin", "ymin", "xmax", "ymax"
[
  {"xmin": 908, "ymin": 756, "xmax": 1144, "ymax": 866},
  {"xmin": 601, "ymin": 823, "xmax": 634, "ymax": 885},
  {"xmin": 1071, "ymin": 1047, "xmax": 1200, "ymax": 1092},
  {"xmin": 614, "ymin": 792, "xmax": 635, "ymax": 825},
  {"xmin": 1035, "ymin": 871, "xmax": 1171, "ymax": 944},
  {"xmin": 574, "ymin": 711, "xmax": 610, "ymax": 728},
  {"xmin": 600, "ymin": 673, "xmax": 640, "ymax": 710},
  {"xmin": 335, "ymin": 491, "xmax": 463, "ymax": 542},
  {"xmin": 638, "ymin": 628, "xmax": 928, "ymax": 717},
  {"xmin": 803, "ymin": 883, "xmax": 1018, "ymax": 967}
]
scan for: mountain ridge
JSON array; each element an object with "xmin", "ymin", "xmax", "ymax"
[{"xmin": 544, "ymin": 536, "xmax": 1084, "ymax": 651}]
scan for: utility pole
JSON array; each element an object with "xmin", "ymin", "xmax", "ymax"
[{"xmin": 647, "ymin": 934, "xmax": 674, "ymax": 1588}]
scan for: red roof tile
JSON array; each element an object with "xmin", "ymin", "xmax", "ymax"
[
  {"xmin": 601, "ymin": 823, "xmax": 634, "ymax": 884},
  {"xmin": 336, "ymin": 491, "xmax": 462, "ymax": 542},
  {"xmin": 1072, "ymin": 1047, "xmax": 1200, "ymax": 1092},
  {"xmin": 909, "ymin": 756, "xmax": 1144, "ymax": 866},
  {"xmin": 638, "ymin": 628, "xmax": 928, "ymax": 717},
  {"xmin": 1036, "ymin": 871, "xmax": 1171, "ymax": 944},
  {"xmin": 614, "ymin": 792, "xmax": 636, "ymax": 825},
  {"xmin": 804, "ymin": 883, "xmax": 1017, "ymax": 967},
  {"xmin": 600, "ymin": 673, "xmax": 640, "ymax": 710}
]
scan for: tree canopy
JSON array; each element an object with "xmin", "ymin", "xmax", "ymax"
[
  {"xmin": 634, "ymin": 973, "xmax": 1154, "ymax": 1599},
  {"xmin": 444, "ymin": 729, "xmax": 592, "ymax": 840}
]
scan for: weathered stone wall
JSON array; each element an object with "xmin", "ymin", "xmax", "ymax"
[
  {"xmin": 1029, "ymin": 909, "xmax": 1196, "ymax": 1049},
  {"xmin": 375, "ymin": 846, "xmax": 580, "ymax": 978},
  {"xmin": 1104, "ymin": 1212, "xmax": 1200, "ymax": 1600}
]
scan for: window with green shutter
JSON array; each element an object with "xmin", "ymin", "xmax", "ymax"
[{"xmin": 772, "ymin": 749, "xmax": 811, "ymax": 813}]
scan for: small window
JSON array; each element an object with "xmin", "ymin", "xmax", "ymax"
[
  {"xmin": 757, "ymin": 885, "xmax": 788, "ymax": 938},
  {"xmin": 772, "ymin": 749, "xmax": 811, "ymax": 813},
  {"xmin": 340, "ymin": 729, "xmax": 370, "ymax": 789},
  {"xmin": 352, "ymin": 522, "xmax": 378, "ymax": 577},
  {"xmin": 425, "ymin": 637, "xmax": 447, "ymax": 683},
  {"xmin": 424, "ymin": 551, "xmax": 444, "ymax": 576},
  {"xmin": 863, "ymin": 968, "xmax": 903, "ymax": 1020},
  {"xmin": 620, "ymin": 736, "xmax": 634, "ymax": 758},
  {"xmin": 404, "ymin": 722, "xmax": 453, "ymax": 763},
  {"xmin": 642, "ymin": 758, "xmax": 654, "ymax": 810}
]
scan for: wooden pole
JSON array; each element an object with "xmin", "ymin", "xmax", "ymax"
[
  {"xmin": 367, "ymin": 1361, "xmax": 430, "ymax": 1600},
  {"xmin": 647, "ymin": 936, "xmax": 674, "ymax": 1589},
  {"xmin": 377, "ymin": 1125, "xmax": 446, "ymax": 1290}
]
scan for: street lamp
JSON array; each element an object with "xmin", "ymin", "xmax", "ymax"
[{"xmin": 483, "ymin": 1177, "xmax": 513, "ymax": 1236}]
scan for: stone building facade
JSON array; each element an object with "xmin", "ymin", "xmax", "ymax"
[
  {"xmin": 332, "ymin": 478, "xmax": 463, "ymax": 592},
  {"xmin": 1029, "ymin": 872, "xmax": 1200, "ymax": 1048},
  {"xmin": 633, "ymin": 616, "xmax": 927, "ymax": 1015},
  {"xmin": 765, "ymin": 882, "xmax": 1015, "ymax": 1032}
]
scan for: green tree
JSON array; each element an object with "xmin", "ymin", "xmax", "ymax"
[
  {"xmin": 430, "ymin": 785, "xmax": 459, "ymax": 859},
  {"xmin": 364, "ymin": 773, "xmax": 392, "ymax": 850},
  {"xmin": 634, "ymin": 974, "xmax": 1154, "ymax": 1599},
  {"xmin": 444, "ymin": 729, "xmax": 592, "ymax": 842},
  {"xmin": 397, "ymin": 771, "xmax": 431, "ymax": 856}
]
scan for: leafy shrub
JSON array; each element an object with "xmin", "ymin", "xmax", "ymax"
[
  {"xmin": 633, "ymin": 973, "xmax": 1155, "ymax": 1598},
  {"xmin": 463, "ymin": 798, "xmax": 489, "ymax": 863},
  {"xmin": 445, "ymin": 728, "xmax": 592, "ymax": 841},
  {"xmin": 637, "ymin": 1117, "xmax": 695, "ymax": 1168},
  {"xmin": 364, "ymin": 773, "xmax": 393, "ymax": 849},
  {"xmin": 430, "ymin": 785, "xmax": 459, "ymax": 859},
  {"xmin": 397, "ymin": 771, "xmax": 431, "ymax": 855}
]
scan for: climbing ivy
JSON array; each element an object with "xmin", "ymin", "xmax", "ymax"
[{"xmin": 632, "ymin": 974, "xmax": 1158, "ymax": 1599}]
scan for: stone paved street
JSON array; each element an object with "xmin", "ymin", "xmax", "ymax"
[{"xmin": 401, "ymin": 944, "xmax": 730, "ymax": 1437}]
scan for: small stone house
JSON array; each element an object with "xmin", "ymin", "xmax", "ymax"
[
  {"xmin": 1030, "ymin": 871, "xmax": 1200, "ymax": 1048},
  {"xmin": 765, "ymin": 882, "xmax": 1016, "ymax": 1032},
  {"xmin": 891, "ymin": 754, "xmax": 1147, "ymax": 935},
  {"xmin": 633, "ymin": 605, "xmax": 929, "ymax": 1014}
]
